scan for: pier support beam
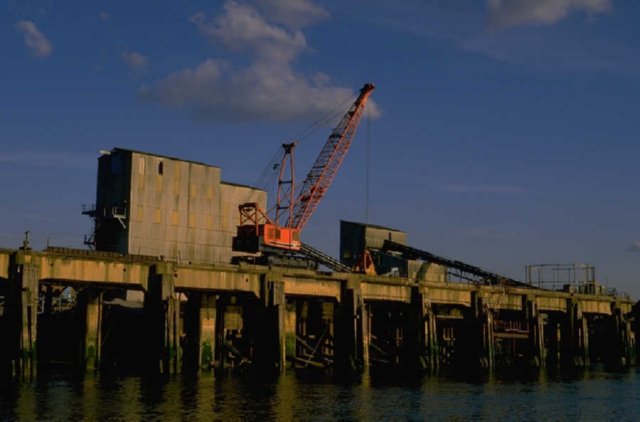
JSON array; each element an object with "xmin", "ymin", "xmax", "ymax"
[
  {"xmin": 472, "ymin": 293, "xmax": 494, "ymax": 370},
  {"xmin": 254, "ymin": 273, "xmax": 286, "ymax": 374},
  {"xmin": 183, "ymin": 293, "xmax": 217, "ymax": 374},
  {"xmin": 334, "ymin": 279, "xmax": 367, "ymax": 373},
  {"xmin": 292, "ymin": 299, "xmax": 335, "ymax": 369},
  {"xmin": 611, "ymin": 304, "xmax": 635, "ymax": 367},
  {"xmin": 545, "ymin": 315, "xmax": 562, "ymax": 368},
  {"xmin": 6, "ymin": 251, "xmax": 39, "ymax": 380},
  {"xmin": 145, "ymin": 263, "xmax": 180, "ymax": 375},
  {"xmin": 78, "ymin": 288, "xmax": 103, "ymax": 372},
  {"xmin": 525, "ymin": 297, "xmax": 545, "ymax": 368},
  {"xmin": 411, "ymin": 287, "xmax": 438, "ymax": 371},
  {"xmin": 199, "ymin": 294, "xmax": 217, "ymax": 371},
  {"xmin": 562, "ymin": 300, "xmax": 589, "ymax": 367}
]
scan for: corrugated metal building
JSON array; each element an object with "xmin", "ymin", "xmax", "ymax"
[
  {"xmin": 88, "ymin": 148, "xmax": 266, "ymax": 264},
  {"xmin": 340, "ymin": 220, "xmax": 446, "ymax": 282},
  {"xmin": 340, "ymin": 220, "xmax": 407, "ymax": 268}
]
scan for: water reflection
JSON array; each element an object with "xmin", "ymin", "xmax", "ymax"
[{"xmin": 1, "ymin": 367, "xmax": 638, "ymax": 421}]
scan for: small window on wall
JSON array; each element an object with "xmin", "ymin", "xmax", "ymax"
[
  {"xmin": 138, "ymin": 157, "xmax": 145, "ymax": 174},
  {"xmin": 158, "ymin": 161, "xmax": 164, "ymax": 175}
]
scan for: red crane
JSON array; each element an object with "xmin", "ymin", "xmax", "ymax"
[{"xmin": 233, "ymin": 83, "xmax": 375, "ymax": 253}]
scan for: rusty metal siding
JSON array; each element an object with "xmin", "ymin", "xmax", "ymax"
[{"xmin": 93, "ymin": 149, "xmax": 265, "ymax": 265}]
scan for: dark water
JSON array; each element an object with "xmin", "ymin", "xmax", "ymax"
[{"xmin": 1, "ymin": 368, "xmax": 639, "ymax": 421}]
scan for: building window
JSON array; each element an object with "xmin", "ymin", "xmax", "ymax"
[{"xmin": 158, "ymin": 162, "xmax": 164, "ymax": 175}]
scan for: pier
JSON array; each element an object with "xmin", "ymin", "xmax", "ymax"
[
  {"xmin": 0, "ymin": 244, "xmax": 635, "ymax": 379},
  {"xmin": 1, "ymin": 148, "xmax": 636, "ymax": 380}
]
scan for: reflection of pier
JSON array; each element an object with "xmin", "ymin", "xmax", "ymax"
[{"xmin": 0, "ymin": 244, "xmax": 635, "ymax": 380}]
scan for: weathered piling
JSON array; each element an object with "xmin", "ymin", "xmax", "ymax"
[
  {"xmin": 77, "ymin": 288, "xmax": 103, "ymax": 371},
  {"xmin": 472, "ymin": 293, "xmax": 495, "ymax": 370},
  {"xmin": 414, "ymin": 287, "xmax": 439, "ymax": 371},
  {"xmin": 254, "ymin": 274, "xmax": 286, "ymax": 374},
  {"xmin": 334, "ymin": 279, "xmax": 366, "ymax": 373},
  {"xmin": 0, "ymin": 247, "xmax": 638, "ymax": 379},
  {"xmin": 145, "ymin": 263, "xmax": 180, "ymax": 375},
  {"xmin": 5, "ymin": 250, "xmax": 39, "ymax": 379},
  {"xmin": 183, "ymin": 293, "xmax": 217, "ymax": 374},
  {"xmin": 525, "ymin": 296, "xmax": 545, "ymax": 368},
  {"xmin": 289, "ymin": 297, "xmax": 336, "ymax": 369},
  {"xmin": 609, "ymin": 303, "xmax": 635, "ymax": 367},
  {"xmin": 562, "ymin": 300, "xmax": 589, "ymax": 367},
  {"xmin": 544, "ymin": 313, "xmax": 562, "ymax": 367}
]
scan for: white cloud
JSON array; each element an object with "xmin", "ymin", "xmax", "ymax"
[
  {"xmin": 190, "ymin": 2, "xmax": 307, "ymax": 62},
  {"xmin": 121, "ymin": 51, "xmax": 148, "ymax": 71},
  {"xmin": 141, "ymin": 59, "xmax": 227, "ymax": 109},
  {"xmin": 143, "ymin": 0, "xmax": 379, "ymax": 122},
  {"xmin": 628, "ymin": 241, "xmax": 640, "ymax": 253},
  {"xmin": 15, "ymin": 20, "xmax": 52, "ymax": 58},
  {"xmin": 487, "ymin": 0, "xmax": 612, "ymax": 30},
  {"xmin": 100, "ymin": 11, "xmax": 110, "ymax": 22},
  {"xmin": 140, "ymin": 58, "xmax": 365, "ymax": 121}
]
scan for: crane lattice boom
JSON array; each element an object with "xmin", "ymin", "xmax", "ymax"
[
  {"xmin": 232, "ymin": 82, "xmax": 375, "ymax": 253},
  {"xmin": 291, "ymin": 83, "xmax": 375, "ymax": 230}
]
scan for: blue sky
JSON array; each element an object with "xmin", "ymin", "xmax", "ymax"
[{"xmin": 2, "ymin": 0, "xmax": 639, "ymax": 295}]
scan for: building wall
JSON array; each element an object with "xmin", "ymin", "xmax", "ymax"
[
  {"xmin": 340, "ymin": 220, "xmax": 407, "ymax": 268},
  {"xmin": 410, "ymin": 260, "xmax": 447, "ymax": 283},
  {"xmin": 94, "ymin": 148, "xmax": 266, "ymax": 264},
  {"xmin": 93, "ymin": 150, "xmax": 131, "ymax": 252},
  {"xmin": 364, "ymin": 225, "xmax": 407, "ymax": 250},
  {"xmin": 339, "ymin": 220, "xmax": 446, "ymax": 280}
]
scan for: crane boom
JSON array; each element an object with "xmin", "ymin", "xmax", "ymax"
[
  {"xmin": 232, "ymin": 83, "xmax": 375, "ymax": 254},
  {"xmin": 291, "ymin": 83, "xmax": 375, "ymax": 230}
]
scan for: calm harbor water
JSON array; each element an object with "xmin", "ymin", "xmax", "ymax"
[{"xmin": 1, "ymin": 367, "xmax": 639, "ymax": 421}]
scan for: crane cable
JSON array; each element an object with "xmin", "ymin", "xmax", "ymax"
[
  {"xmin": 365, "ymin": 110, "xmax": 371, "ymax": 224},
  {"xmin": 290, "ymin": 94, "xmax": 355, "ymax": 143},
  {"xmin": 241, "ymin": 92, "xmax": 358, "ymax": 207}
]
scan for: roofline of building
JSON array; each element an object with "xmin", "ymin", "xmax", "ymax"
[
  {"xmin": 340, "ymin": 219, "xmax": 405, "ymax": 233},
  {"xmin": 221, "ymin": 180, "xmax": 266, "ymax": 192},
  {"xmin": 109, "ymin": 147, "xmax": 221, "ymax": 169},
  {"xmin": 108, "ymin": 147, "xmax": 267, "ymax": 192}
]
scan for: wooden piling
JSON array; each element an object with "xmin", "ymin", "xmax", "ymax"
[
  {"xmin": 183, "ymin": 293, "xmax": 217, "ymax": 374},
  {"xmin": 411, "ymin": 286, "xmax": 438, "ymax": 371},
  {"xmin": 6, "ymin": 251, "xmax": 39, "ymax": 380},
  {"xmin": 525, "ymin": 297, "xmax": 545, "ymax": 368},
  {"xmin": 199, "ymin": 294, "xmax": 217, "ymax": 371},
  {"xmin": 334, "ymin": 278, "xmax": 366, "ymax": 373},
  {"xmin": 253, "ymin": 273, "xmax": 286, "ymax": 374},
  {"xmin": 78, "ymin": 288, "xmax": 103, "ymax": 372},
  {"xmin": 544, "ymin": 315, "xmax": 562, "ymax": 368},
  {"xmin": 562, "ymin": 300, "xmax": 589, "ymax": 367},
  {"xmin": 472, "ymin": 293, "xmax": 494, "ymax": 370},
  {"xmin": 611, "ymin": 304, "xmax": 635, "ymax": 367},
  {"xmin": 145, "ymin": 263, "xmax": 180, "ymax": 375}
]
